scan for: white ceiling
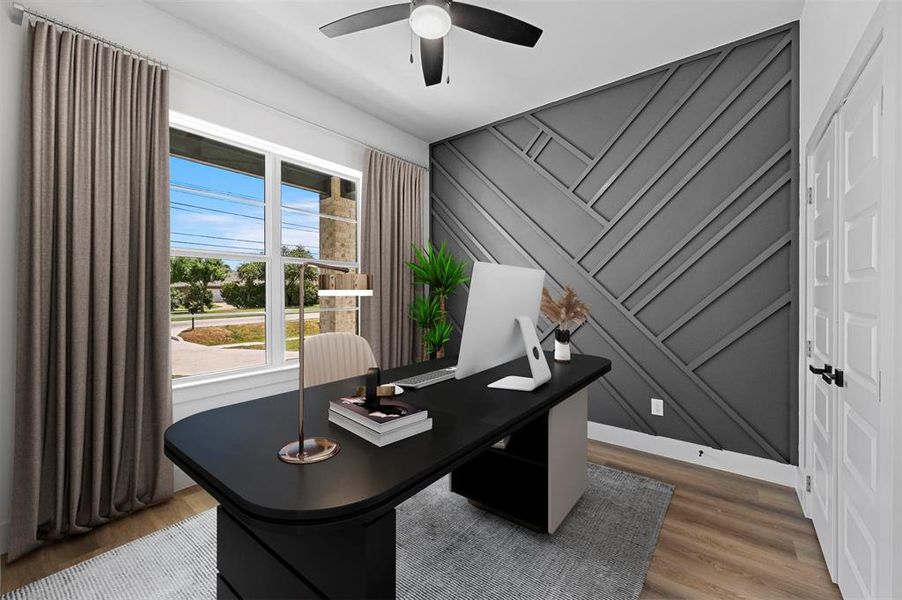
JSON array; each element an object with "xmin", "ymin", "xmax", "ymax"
[{"xmin": 147, "ymin": 0, "xmax": 803, "ymax": 142}]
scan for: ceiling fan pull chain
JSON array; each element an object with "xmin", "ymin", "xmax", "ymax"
[
  {"xmin": 446, "ymin": 29, "xmax": 451, "ymax": 84},
  {"xmin": 409, "ymin": 28, "xmax": 414, "ymax": 64}
]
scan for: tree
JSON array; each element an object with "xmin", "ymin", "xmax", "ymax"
[
  {"xmin": 181, "ymin": 286, "xmax": 214, "ymax": 324},
  {"xmin": 170, "ymin": 257, "xmax": 229, "ymax": 329},
  {"xmin": 220, "ymin": 262, "xmax": 266, "ymax": 309},
  {"xmin": 283, "ymin": 245, "xmax": 318, "ymax": 308},
  {"xmin": 170, "ymin": 287, "xmax": 185, "ymax": 311}
]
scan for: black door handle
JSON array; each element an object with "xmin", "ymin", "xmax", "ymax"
[
  {"xmin": 822, "ymin": 369, "xmax": 844, "ymax": 387},
  {"xmin": 809, "ymin": 364, "xmax": 832, "ymax": 376}
]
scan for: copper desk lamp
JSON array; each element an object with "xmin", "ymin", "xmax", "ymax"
[{"xmin": 278, "ymin": 262, "xmax": 373, "ymax": 464}]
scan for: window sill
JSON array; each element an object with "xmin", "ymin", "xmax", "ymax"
[{"xmin": 172, "ymin": 363, "xmax": 299, "ymax": 418}]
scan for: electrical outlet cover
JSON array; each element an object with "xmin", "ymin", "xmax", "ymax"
[{"xmin": 651, "ymin": 398, "xmax": 664, "ymax": 416}]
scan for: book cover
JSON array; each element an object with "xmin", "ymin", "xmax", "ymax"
[
  {"xmin": 329, "ymin": 412, "xmax": 433, "ymax": 447},
  {"xmin": 330, "ymin": 396, "xmax": 427, "ymax": 433}
]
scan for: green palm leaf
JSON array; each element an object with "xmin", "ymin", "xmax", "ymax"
[
  {"xmin": 424, "ymin": 318, "xmax": 454, "ymax": 353},
  {"xmin": 406, "ymin": 242, "xmax": 470, "ymax": 300},
  {"xmin": 409, "ymin": 295, "xmax": 441, "ymax": 329}
]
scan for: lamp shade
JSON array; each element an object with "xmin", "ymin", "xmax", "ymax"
[
  {"xmin": 318, "ymin": 272, "xmax": 374, "ymax": 297},
  {"xmin": 409, "ymin": 3, "xmax": 451, "ymax": 39}
]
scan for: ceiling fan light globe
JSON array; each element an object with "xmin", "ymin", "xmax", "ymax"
[{"xmin": 409, "ymin": 4, "xmax": 451, "ymax": 39}]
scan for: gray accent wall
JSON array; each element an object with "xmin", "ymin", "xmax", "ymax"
[{"xmin": 429, "ymin": 23, "xmax": 800, "ymax": 464}]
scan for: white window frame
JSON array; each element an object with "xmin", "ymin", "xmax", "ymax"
[{"xmin": 169, "ymin": 112, "xmax": 363, "ymax": 396}]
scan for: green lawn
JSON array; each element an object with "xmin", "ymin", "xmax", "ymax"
[
  {"xmin": 170, "ymin": 305, "xmax": 320, "ymax": 322},
  {"xmin": 181, "ymin": 319, "xmax": 320, "ymax": 347},
  {"xmin": 285, "ymin": 323, "xmax": 320, "ymax": 351}
]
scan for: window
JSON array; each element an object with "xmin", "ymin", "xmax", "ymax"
[{"xmin": 169, "ymin": 125, "xmax": 361, "ymax": 380}]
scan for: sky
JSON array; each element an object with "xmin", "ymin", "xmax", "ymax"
[{"xmin": 170, "ymin": 156, "xmax": 348, "ymax": 261}]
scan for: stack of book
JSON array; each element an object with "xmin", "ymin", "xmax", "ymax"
[{"xmin": 329, "ymin": 396, "xmax": 432, "ymax": 447}]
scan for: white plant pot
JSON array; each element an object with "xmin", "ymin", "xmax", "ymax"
[{"xmin": 554, "ymin": 339, "xmax": 571, "ymax": 363}]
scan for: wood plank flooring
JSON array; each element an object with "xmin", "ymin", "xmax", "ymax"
[
  {"xmin": 1, "ymin": 441, "xmax": 839, "ymax": 599},
  {"xmin": 0, "ymin": 486, "xmax": 217, "ymax": 595},
  {"xmin": 587, "ymin": 442, "xmax": 840, "ymax": 599}
]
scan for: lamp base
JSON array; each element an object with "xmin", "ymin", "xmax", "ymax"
[{"xmin": 278, "ymin": 437, "xmax": 341, "ymax": 464}]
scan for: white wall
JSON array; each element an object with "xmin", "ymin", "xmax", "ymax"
[
  {"xmin": 0, "ymin": 0, "xmax": 428, "ymax": 555},
  {"xmin": 0, "ymin": 0, "xmax": 26, "ymax": 561},
  {"xmin": 799, "ymin": 0, "xmax": 882, "ymax": 147},
  {"xmin": 0, "ymin": 0, "xmax": 427, "ymax": 166}
]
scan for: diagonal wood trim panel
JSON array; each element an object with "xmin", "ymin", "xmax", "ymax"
[{"xmin": 429, "ymin": 23, "xmax": 800, "ymax": 464}]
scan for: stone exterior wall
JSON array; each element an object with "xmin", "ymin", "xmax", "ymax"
[{"xmin": 319, "ymin": 177, "xmax": 358, "ymax": 333}]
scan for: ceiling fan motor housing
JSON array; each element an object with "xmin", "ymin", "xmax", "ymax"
[{"xmin": 411, "ymin": 0, "xmax": 452, "ymax": 11}]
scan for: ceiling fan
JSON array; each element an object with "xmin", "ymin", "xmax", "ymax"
[{"xmin": 320, "ymin": 0, "xmax": 543, "ymax": 87}]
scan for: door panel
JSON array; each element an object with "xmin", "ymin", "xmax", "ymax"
[
  {"xmin": 845, "ymin": 211, "xmax": 878, "ymax": 275},
  {"xmin": 842, "ymin": 494, "xmax": 877, "ymax": 597},
  {"xmin": 836, "ymin": 43, "xmax": 882, "ymax": 600},
  {"xmin": 807, "ymin": 116, "xmax": 838, "ymax": 577},
  {"xmin": 813, "ymin": 380, "xmax": 830, "ymax": 439}
]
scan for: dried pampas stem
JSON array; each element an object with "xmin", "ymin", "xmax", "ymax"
[{"xmin": 541, "ymin": 286, "xmax": 590, "ymax": 332}]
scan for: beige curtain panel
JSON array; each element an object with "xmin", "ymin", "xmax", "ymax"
[
  {"xmin": 361, "ymin": 149, "xmax": 425, "ymax": 369},
  {"xmin": 9, "ymin": 21, "xmax": 172, "ymax": 561}
]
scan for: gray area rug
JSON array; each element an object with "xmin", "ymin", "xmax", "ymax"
[{"xmin": 3, "ymin": 464, "xmax": 672, "ymax": 600}]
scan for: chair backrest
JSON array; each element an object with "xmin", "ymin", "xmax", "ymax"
[{"xmin": 304, "ymin": 332, "xmax": 378, "ymax": 387}]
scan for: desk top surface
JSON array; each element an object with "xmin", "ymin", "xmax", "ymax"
[{"xmin": 164, "ymin": 353, "xmax": 610, "ymax": 525}]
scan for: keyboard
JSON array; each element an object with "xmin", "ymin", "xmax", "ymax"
[{"xmin": 393, "ymin": 366, "xmax": 457, "ymax": 389}]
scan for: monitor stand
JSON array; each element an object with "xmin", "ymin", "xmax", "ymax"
[{"xmin": 488, "ymin": 316, "xmax": 552, "ymax": 392}]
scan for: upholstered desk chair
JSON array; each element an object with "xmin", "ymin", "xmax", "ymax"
[{"xmin": 304, "ymin": 332, "xmax": 378, "ymax": 387}]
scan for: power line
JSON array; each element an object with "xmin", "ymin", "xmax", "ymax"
[
  {"xmin": 170, "ymin": 180, "xmax": 264, "ymax": 204},
  {"xmin": 171, "ymin": 201, "xmax": 262, "ymax": 221},
  {"xmin": 171, "ymin": 202, "xmax": 322, "ymax": 234},
  {"xmin": 170, "ymin": 239, "xmax": 263, "ymax": 253},
  {"xmin": 172, "ymin": 230, "xmax": 263, "ymax": 245}
]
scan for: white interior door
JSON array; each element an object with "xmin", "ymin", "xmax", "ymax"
[
  {"xmin": 807, "ymin": 115, "xmax": 838, "ymax": 578},
  {"xmin": 835, "ymin": 43, "xmax": 884, "ymax": 600}
]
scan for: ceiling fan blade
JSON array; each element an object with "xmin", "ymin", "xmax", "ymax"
[
  {"xmin": 450, "ymin": 3, "xmax": 542, "ymax": 47},
  {"xmin": 420, "ymin": 37, "xmax": 444, "ymax": 86},
  {"xmin": 320, "ymin": 4, "xmax": 410, "ymax": 38}
]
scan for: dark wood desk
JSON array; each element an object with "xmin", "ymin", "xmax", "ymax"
[{"xmin": 165, "ymin": 353, "xmax": 611, "ymax": 599}]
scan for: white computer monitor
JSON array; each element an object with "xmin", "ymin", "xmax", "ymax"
[{"xmin": 455, "ymin": 262, "xmax": 552, "ymax": 391}]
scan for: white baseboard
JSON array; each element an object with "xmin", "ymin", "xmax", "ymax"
[{"xmin": 588, "ymin": 422, "xmax": 797, "ymax": 488}]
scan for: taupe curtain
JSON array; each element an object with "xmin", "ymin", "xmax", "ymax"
[
  {"xmin": 9, "ymin": 21, "xmax": 172, "ymax": 561},
  {"xmin": 361, "ymin": 149, "xmax": 424, "ymax": 369}
]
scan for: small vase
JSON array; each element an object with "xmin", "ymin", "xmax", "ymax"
[{"xmin": 554, "ymin": 328, "xmax": 571, "ymax": 363}]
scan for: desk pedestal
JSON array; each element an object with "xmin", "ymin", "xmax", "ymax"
[{"xmin": 450, "ymin": 388, "xmax": 588, "ymax": 533}]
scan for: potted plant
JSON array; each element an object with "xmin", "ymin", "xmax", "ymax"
[
  {"xmin": 540, "ymin": 286, "xmax": 590, "ymax": 363},
  {"xmin": 406, "ymin": 242, "xmax": 469, "ymax": 359}
]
